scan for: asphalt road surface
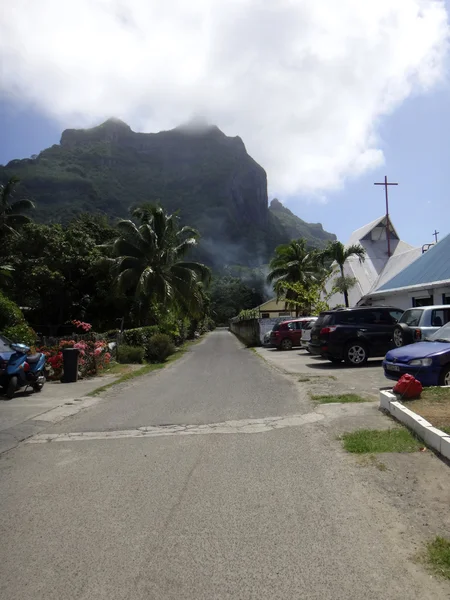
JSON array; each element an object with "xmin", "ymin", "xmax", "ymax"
[{"xmin": 0, "ymin": 330, "xmax": 447, "ymax": 599}]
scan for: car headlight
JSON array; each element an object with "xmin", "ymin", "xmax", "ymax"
[{"xmin": 408, "ymin": 358, "xmax": 433, "ymax": 366}]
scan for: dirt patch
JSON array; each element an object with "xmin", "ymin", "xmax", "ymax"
[{"xmin": 405, "ymin": 387, "xmax": 450, "ymax": 431}]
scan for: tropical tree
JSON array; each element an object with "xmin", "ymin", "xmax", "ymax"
[
  {"xmin": 267, "ymin": 239, "xmax": 326, "ymax": 316},
  {"xmin": 0, "ymin": 177, "xmax": 35, "ymax": 238},
  {"xmin": 104, "ymin": 205, "xmax": 211, "ymax": 324},
  {"xmin": 320, "ymin": 241, "xmax": 366, "ymax": 307}
]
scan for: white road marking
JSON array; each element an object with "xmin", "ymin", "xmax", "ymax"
[{"xmin": 26, "ymin": 412, "xmax": 323, "ymax": 444}]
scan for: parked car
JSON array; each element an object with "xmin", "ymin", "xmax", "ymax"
[
  {"xmin": 308, "ymin": 306, "xmax": 404, "ymax": 366},
  {"xmin": 300, "ymin": 317, "xmax": 318, "ymax": 352},
  {"xmin": 392, "ymin": 305, "xmax": 450, "ymax": 348},
  {"xmin": 269, "ymin": 317, "xmax": 316, "ymax": 350},
  {"xmin": 383, "ymin": 321, "xmax": 450, "ymax": 386},
  {"xmin": 263, "ymin": 330, "xmax": 272, "ymax": 346}
]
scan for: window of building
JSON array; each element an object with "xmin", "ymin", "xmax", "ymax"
[
  {"xmin": 261, "ymin": 313, "xmax": 270, "ymax": 319},
  {"xmin": 278, "ymin": 311, "xmax": 291, "ymax": 316},
  {"xmin": 442, "ymin": 294, "xmax": 450, "ymax": 305},
  {"xmin": 412, "ymin": 297, "xmax": 433, "ymax": 307}
]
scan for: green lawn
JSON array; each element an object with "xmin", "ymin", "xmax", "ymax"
[
  {"xmin": 342, "ymin": 428, "xmax": 422, "ymax": 453},
  {"xmin": 312, "ymin": 393, "xmax": 371, "ymax": 404}
]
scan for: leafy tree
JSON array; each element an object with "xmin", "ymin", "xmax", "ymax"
[
  {"xmin": 267, "ymin": 239, "xmax": 326, "ymax": 316},
  {"xmin": 0, "ymin": 176, "xmax": 35, "ymax": 238},
  {"xmin": 209, "ymin": 275, "xmax": 265, "ymax": 324},
  {"xmin": 277, "ymin": 282, "xmax": 330, "ymax": 316},
  {"xmin": 1, "ymin": 216, "xmax": 125, "ymax": 333},
  {"xmin": 104, "ymin": 205, "xmax": 211, "ymax": 324},
  {"xmin": 320, "ymin": 241, "xmax": 366, "ymax": 307}
]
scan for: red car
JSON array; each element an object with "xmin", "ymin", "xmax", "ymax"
[{"xmin": 269, "ymin": 318, "xmax": 315, "ymax": 350}]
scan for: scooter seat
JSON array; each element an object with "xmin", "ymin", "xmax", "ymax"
[{"xmin": 26, "ymin": 354, "xmax": 41, "ymax": 364}]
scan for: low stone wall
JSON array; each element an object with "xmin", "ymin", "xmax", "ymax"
[
  {"xmin": 229, "ymin": 318, "xmax": 260, "ymax": 346},
  {"xmin": 230, "ymin": 316, "xmax": 293, "ymax": 346}
]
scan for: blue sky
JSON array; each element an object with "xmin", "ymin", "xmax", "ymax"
[{"xmin": 1, "ymin": 0, "xmax": 449, "ymax": 249}]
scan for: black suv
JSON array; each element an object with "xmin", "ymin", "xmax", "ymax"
[{"xmin": 308, "ymin": 306, "xmax": 404, "ymax": 366}]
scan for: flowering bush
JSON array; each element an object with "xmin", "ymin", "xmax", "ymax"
[
  {"xmin": 38, "ymin": 338, "xmax": 111, "ymax": 380},
  {"xmin": 71, "ymin": 320, "xmax": 92, "ymax": 332}
]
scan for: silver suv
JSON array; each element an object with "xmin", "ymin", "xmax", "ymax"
[{"xmin": 393, "ymin": 305, "xmax": 450, "ymax": 347}]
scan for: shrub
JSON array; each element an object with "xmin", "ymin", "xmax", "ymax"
[
  {"xmin": 123, "ymin": 326, "xmax": 159, "ymax": 349},
  {"xmin": 146, "ymin": 333, "xmax": 175, "ymax": 363},
  {"xmin": 3, "ymin": 323, "xmax": 36, "ymax": 346},
  {"xmin": 0, "ymin": 292, "xmax": 25, "ymax": 329},
  {"xmin": 117, "ymin": 344, "xmax": 145, "ymax": 364}
]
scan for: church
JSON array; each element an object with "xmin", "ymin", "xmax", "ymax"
[{"xmin": 324, "ymin": 215, "xmax": 422, "ymax": 309}]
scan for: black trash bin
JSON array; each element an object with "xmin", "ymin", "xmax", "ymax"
[{"xmin": 62, "ymin": 348, "xmax": 80, "ymax": 383}]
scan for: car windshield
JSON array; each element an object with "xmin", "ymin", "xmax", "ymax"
[{"xmin": 430, "ymin": 322, "xmax": 450, "ymax": 343}]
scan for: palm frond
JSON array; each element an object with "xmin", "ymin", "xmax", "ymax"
[{"xmin": 8, "ymin": 198, "xmax": 35, "ymax": 214}]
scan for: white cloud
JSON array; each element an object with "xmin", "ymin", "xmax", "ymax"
[{"xmin": 1, "ymin": 0, "xmax": 448, "ymax": 197}]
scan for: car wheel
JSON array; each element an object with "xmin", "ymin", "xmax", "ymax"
[
  {"xmin": 329, "ymin": 357, "xmax": 342, "ymax": 364},
  {"xmin": 280, "ymin": 338, "xmax": 293, "ymax": 351},
  {"xmin": 439, "ymin": 365, "xmax": 450, "ymax": 386},
  {"xmin": 344, "ymin": 342, "xmax": 368, "ymax": 366},
  {"xmin": 393, "ymin": 325, "xmax": 414, "ymax": 348}
]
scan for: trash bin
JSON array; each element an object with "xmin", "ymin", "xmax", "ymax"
[{"xmin": 62, "ymin": 348, "xmax": 80, "ymax": 383}]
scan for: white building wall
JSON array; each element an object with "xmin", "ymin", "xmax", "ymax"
[{"xmin": 362, "ymin": 284, "xmax": 450, "ymax": 310}]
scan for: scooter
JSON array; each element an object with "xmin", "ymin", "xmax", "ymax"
[{"xmin": 0, "ymin": 343, "xmax": 46, "ymax": 399}]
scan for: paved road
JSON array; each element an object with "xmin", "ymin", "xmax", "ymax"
[{"xmin": 0, "ymin": 331, "xmax": 446, "ymax": 599}]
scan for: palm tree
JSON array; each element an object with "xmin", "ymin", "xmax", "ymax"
[
  {"xmin": 104, "ymin": 205, "xmax": 211, "ymax": 323},
  {"xmin": 320, "ymin": 241, "xmax": 366, "ymax": 307},
  {"xmin": 0, "ymin": 177, "xmax": 35, "ymax": 238},
  {"xmin": 267, "ymin": 239, "xmax": 324, "ymax": 316}
]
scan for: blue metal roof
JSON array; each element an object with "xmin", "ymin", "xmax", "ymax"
[{"xmin": 377, "ymin": 234, "xmax": 450, "ymax": 292}]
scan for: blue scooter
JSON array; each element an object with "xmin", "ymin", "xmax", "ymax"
[{"xmin": 0, "ymin": 343, "xmax": 46, "ymax": 399}]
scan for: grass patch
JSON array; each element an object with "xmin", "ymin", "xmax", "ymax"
[
  {"xmin": 312, "ymin": 393, "xmax": 370, "ymax": 404},
  {"xmin": 406, "ymin": 386, "xmax": 450, "ymax": 432},
  {"xmin": 298, "ymin": 376, "xmax": 311, "ymax": 382},
  {"xmin": 421, "ymin": 387, "xmax": 450, "ymax": 401},
  {"xmin": 102, "ymin": 363, "xmax": 135, "ymax": 376},
  {"xmin": 357, "ymin": 454, "xmax": 387, "ymax": 471},
  {"xmin": 342, "ymin": 428, "xmax": 422, "ymax": 454},
  {"xmin": 87, "ymin": 340, "xmax": 195, "ymax": 396},
  {"xmin": 425, "ymin": 537, "xmax": 450, "ymax": 579}
]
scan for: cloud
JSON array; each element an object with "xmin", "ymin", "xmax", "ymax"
[{"xmin": 1, "ymin": 1, "xmax": 448, "ymax": 197}]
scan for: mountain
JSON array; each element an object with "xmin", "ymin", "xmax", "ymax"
[
  {"xmin": 0, "ymin": 118, "xmax": 336, "ymax": 266},
  {"xmin": 268, "ymin": 198, "xmax": 336, "ymax": 249}
]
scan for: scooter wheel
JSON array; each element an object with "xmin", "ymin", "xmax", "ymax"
[
  {"xmin": 6, "ymin": 376, "xmax": 18, "ymax": 400},
  {"xmin": 33, "ymin": 383, "xmax": 43, "ymax": 393}
]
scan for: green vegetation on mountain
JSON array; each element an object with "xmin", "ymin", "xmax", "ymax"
[{"xmin": 0, "ymin": 119, "xmax": 335, "ymax": 267}]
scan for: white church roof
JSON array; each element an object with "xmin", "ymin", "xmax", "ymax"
[{"xmin": 325, "ymin": 215, "xmax": 419, "ymax": 308}]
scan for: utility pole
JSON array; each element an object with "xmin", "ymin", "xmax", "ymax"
[
  {"xmin": 433, "ymin": 229, "xmax": 439, "ymax": 243},
  {"xmin": 374, "ymin": 175, "xmax": 398, "ymax": 257}
]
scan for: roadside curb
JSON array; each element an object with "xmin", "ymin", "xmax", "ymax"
[{"xmin": 379, "ymin": 390, "xmax": 450, "ymax": 460}]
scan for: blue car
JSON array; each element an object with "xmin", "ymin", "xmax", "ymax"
[{"xmin": 383, "ymin": 322, "xmax": 450, "ymax": 386}]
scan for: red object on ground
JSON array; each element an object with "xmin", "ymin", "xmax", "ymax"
[{"xmin": 393, "ymin": 374, "xmax": 423, "ymax": 399}]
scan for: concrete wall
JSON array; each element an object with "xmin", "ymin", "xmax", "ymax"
[
  {"xmin": 229, "ymin": 319, "xmax": 261, "ymax": 346},
  {"xmin": 230, "ymin": 316, "xmax": 294, "ymax": 346},
  {"xmin": 361, "ymin": 284, "xmax": 450, "ymax": 310}
]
